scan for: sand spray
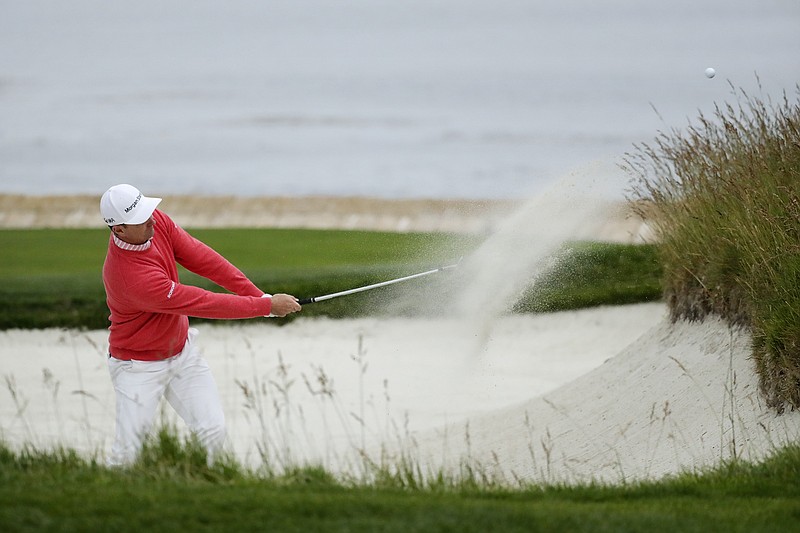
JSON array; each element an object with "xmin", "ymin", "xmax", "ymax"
[
  {"xmin": 372, "ymin": 159, "xmax": 630, "ymax": 356},
  {"xmin": 445, "ymin": 162, "xmax": 626, "ymax": 355}
]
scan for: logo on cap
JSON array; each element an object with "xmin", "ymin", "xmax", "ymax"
[{"xmin": 124, "ymin": 193, "xmax": 142, "ymax": 214}]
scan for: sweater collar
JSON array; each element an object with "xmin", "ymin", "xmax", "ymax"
[{"xmin": 112, "ymin": 233, "xmax": 152, "ymax": 252}]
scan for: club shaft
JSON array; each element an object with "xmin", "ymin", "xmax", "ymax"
[{"xmin": 299, "ymin": 264, "xmax": 456, "ymax": 305}]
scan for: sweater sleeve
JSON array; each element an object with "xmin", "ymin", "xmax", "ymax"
[
  {"xmin": 164, "ymin": 213, "xmax": 263, "ymax": 297},
  {"xmin": 124, "ymin": 271, "xmax": 272, "ymax": 320}
]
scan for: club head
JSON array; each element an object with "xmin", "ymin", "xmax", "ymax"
[{"xmin": 440, "ymin": 256, "xmax": 463, "ymax": 271}]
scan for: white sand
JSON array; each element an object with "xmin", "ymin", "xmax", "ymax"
[
  {"xmin": 3, "ymin": 302, "xmax": 798, "ymax": 483},
  {"xmin": 404, "ymin": 315, "xmax": 800, "ymax": 485},
  {"xmin": 0, "ymin": 304, "xmax": 656, "ymax": 467}
]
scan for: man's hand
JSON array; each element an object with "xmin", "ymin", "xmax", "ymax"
[{"xmin": 269, "ymin": 293, "xmax": 302, "ymax": 317}]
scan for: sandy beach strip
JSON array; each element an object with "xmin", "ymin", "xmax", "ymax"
[{"xmin": 0, "ymin": 194, "xmax": 653, "ymax": 242}]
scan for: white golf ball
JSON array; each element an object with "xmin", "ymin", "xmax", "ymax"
[{"xmin": 705, "ymin": 67, "xmax": 716, "ymax": 79}]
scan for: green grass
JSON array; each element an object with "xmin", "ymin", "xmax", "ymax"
[
  {"xmin": 0, "ymin": 228, "xmax": 661, "ymax": 330},
  {"xmin": 0, "ymin": 228, "xmax": 471, "ymax": 329},
  {"xmin": 625, "ymin": 85, "xmax": 800, "ymax": 410},
  {"xmin": 2, "ymin": 433, "xmax": 799, "ymax": 533},
  {"xmin": 516, "ymin": 241, "xmax": 662, "ymax": 313}
]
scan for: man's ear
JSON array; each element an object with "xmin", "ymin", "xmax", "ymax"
[{"xmin": 111, "ymin": 225, "xmax": 125, "ymax": 237}]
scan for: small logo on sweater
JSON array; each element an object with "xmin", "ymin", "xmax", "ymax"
[{"xmin": 167, "ymin": 281, "xmax": 176, "ymax": 299}]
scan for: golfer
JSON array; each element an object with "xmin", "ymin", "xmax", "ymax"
[{"xmin": 100, "ymin": 184, "xmax": 301, "ymax": 466}]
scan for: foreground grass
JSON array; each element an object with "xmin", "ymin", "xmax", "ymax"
[
  {"xmin": 2, "ymin": 434, "xmax": 799, "ymax": 533},
  {"xmin": 0, "ymin": 228, "xmax": 661, "ymax": 330}
]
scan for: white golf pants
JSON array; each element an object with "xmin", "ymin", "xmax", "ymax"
[{"xmin": 107, "ymin": 328, "xmax": 226, "ymax": 466}]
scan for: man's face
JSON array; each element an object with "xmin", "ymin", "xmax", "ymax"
[{"xmin": 113, "ymin": 215, "xmax": 155, "ymax": 245}]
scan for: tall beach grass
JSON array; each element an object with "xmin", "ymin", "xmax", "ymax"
[{"xmin": 624, "ymin": 82, "xmax": 800, "ymax": 411}]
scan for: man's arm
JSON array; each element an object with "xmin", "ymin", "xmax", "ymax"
[
  {"xmin": 167, "ymin": 215, "xmax": 263, "ymax": 297},
  {"xmin": 121, "ymin": 274, "xmax": 279, "ymax": 319},
  {"xmin": 159, "ymin": 213, "xmax": 300, "ymax": 316}
]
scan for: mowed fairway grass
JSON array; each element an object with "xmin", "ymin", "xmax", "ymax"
[
  {"xmin": 0, "ymin": 227, "xmax": 470, "ymax": 329},
  {"xmin": 0, "ymin": 227, "xmax": 661, "ymax": 329}
]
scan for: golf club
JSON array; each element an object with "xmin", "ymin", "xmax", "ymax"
[{"xmin": 298, "ymin": 260, "xmax": 460, "ymax": 305}]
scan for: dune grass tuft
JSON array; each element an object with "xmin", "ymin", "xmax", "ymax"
[{"xmin": 624, "ymin": 82, "xmax": 800, "ymax": 411}]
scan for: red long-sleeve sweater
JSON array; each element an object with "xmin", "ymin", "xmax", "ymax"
[{"xmin": 103, "ymin": 210, "xmax": 271, "ymax": 361}]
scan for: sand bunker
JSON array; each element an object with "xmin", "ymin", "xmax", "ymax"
[
  {"xmin": 0, "ymin": 305, "xmax": 658, "ymax": 468},
  {"xmin": 404, "ymin": 315, "xmax": 800, "ymax": 484},
  {"xmin": 2, "ymin": 303, "xmax": 798, "ymax": 483}
]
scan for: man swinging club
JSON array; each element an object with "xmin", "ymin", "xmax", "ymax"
[{"xmin": 100, "ymin": 184, "xmax": 302, "ymax": 465}]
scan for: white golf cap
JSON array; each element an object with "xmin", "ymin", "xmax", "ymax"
[{"xmin": 100, "ymin": 184, "xmax": 162, "ymax": 226}]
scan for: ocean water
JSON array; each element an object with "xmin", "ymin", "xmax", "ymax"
[{"xmin": 0, "ymin": 0, "xmax": 797, "ymax": 200}]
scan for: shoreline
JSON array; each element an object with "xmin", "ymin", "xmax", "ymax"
[{"xmin": 0, "ymin": 194, "xmax": 653, "ymax": 242}]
